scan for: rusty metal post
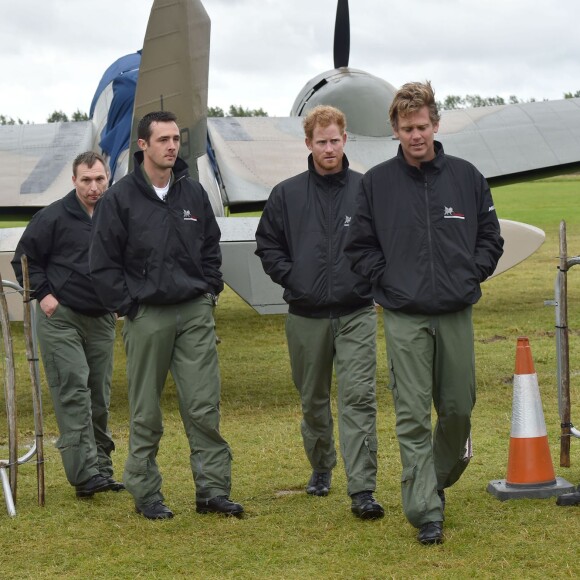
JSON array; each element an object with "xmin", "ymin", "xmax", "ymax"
[{"xmin": 557, "ymin": 221, "xmax": 572, "ymax": 467}]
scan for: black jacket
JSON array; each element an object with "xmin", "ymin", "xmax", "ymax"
[
  {"xmin": 345, "ymin": 142, "xmax": 504, "ymax": 314},
  {"xmin": 255, "ymin": 154, "xmax": 373, "ymax": 318},
  {"xmin": 12, "ymin": 189, "xmax": 110, "ymax": 316},
  {"xmin": 89, "ymin": 152, "xmax": 223, "ymax": 317}
]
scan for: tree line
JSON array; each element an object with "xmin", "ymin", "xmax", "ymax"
[
  {"xmin": 207, "ymin": 104, "xmax": 268, "ymax": 117},
  {"xmin": 2, "ymin": 92, "xmax": 580, "ymax": 125},
  {"xmin": 0, "ymin": 104, "xmax": 268, "ymax": 125},
  {"xmin": 438, "ymin": 90, "xmax": 580, "ymax": 110},
  {"xmin": 0, "ymin": 109, "xmax": 89, "ymax": 125}
]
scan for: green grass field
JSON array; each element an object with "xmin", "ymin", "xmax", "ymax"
[{"xmin": 1, "ymin": 178, "xmax": 580, "ymax": 579}]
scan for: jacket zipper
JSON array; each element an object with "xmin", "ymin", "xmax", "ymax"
[
  {"xmin": 327, "ymin": 180, "xmax": 334, "ymax": 311},
  {"xmin": 162, "ymin": 174, "xmax": 186, "ymax": 204},
  {"xmin": 423, "ymin": 175, "xmax": 437, "ymax": 303}
]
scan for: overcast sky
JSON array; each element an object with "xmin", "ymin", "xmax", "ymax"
[{"xmin": 1, "ymin": 0, "xmax": 578, "ymax": 124}]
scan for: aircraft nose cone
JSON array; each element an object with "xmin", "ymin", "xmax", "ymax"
[{"xmin": 291, "ymin": 68, "xmax": 397, "ymax": 137}]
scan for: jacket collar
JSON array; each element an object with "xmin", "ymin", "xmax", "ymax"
[
  {"xmin": 308, "ymin": 153, "xmax": 350, "ymax": 185},
  {"xmin": 132, "ymin": 150, "xmax": 191, "ymax": 185},
  {"xmin": 396, "ymin": 140, "xmax": 445, "ymax": 175},
  {"xmin": 63, "ymin": 189, "xmax": 92, "ymax": 223}
]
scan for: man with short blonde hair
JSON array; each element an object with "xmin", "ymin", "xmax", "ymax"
[
  {"xmin": 346, "ymin": 82, "xmax": 503, "ymax": 544},
  {"xmin": 388, "ymin": 80, "xmax": 441, "ymax": 130}
]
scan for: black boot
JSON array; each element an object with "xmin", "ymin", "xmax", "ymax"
[
  {"xmin": 556, "ymin": 488, "xmax": 580, "ymax": 506},
  {"xmin": 350, "ymin": 491, "xmax": 385, "ymax": 520},
  {"xmin": 196, "ymin": 496, "xmax": 244, "ymax": 517},
  {"xmin": 75, "ymin": 474, "xmax": 114, "ymax": 498},
  {"xmin": 306, "ymin": 471, "xmax": 332, "ymax": 496},
  {"xmin": 417, "ymin": 521, "xmax": 444, "ymax": 545},
  {"xmin": 136, "ymin": 500, "xmax": 174, "ymax": 520}
]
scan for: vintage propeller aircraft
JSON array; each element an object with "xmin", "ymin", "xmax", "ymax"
[{"xmin": 1, "ymin": 0, "xmax": 576, "ymax": 318}]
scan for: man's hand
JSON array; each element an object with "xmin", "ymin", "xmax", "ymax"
[{"xmin": 39, "ymin": 294, "xmax": 59, "ymax": 317}]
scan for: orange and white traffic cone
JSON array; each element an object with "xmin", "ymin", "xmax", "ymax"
[{"xmin": 487, "ymin": 337, "xmax": 574, "ymax": 500}]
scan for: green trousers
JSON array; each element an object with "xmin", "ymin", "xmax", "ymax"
[
  {"xmin": 122, "ymin": 295, "xmax": 232, "ymax": 507},
  {"xmin": 36, "ymin": 304, "xmax": 116, "ymax": 486},
  {"xmin": 383, "ymin": 307, "xmax": 475, "ymax": 527},
  {"xmin": 286, "ymin": 306, "xmax": 378, "ymax": 496}
]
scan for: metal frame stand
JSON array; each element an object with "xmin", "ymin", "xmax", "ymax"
[{"xmin": 0, "ymin": 278, "xmax": 44, "ymax": 517}]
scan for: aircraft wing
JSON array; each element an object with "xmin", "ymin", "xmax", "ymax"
[
  {"xmin": 207, "ymin": 115, "xmax": 395, "ymax": 208},
  {"xmin": 217, "ymin": 217, "xmax": 286, "ymax": 314},
  {"xmin": 0, "ymin": 121, "xmax": 94, "ymax": 207},
  {"xmin": 438, "ymin": 97, "xmax": 580, "ymax": 185},
  {"xmin": 216, "ymin": 216, "xmax": 545, "ymax": 316},
  {"xmin": 208, "ymin": 97, "xmax": 580, "ymax": 208},
  {"xmin": 211, "ymin": 99, "xmax": 578, "ymax": 312}
]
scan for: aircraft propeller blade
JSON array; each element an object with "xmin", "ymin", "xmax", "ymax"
[{"xmin": 333, "ymin": 0, "xmax": 350, "ymax": 69}]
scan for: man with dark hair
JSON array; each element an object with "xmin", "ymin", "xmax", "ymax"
[
  {"xmin": 255, "ymin": 105, "xmax": 384, "ymax": 520},
  {"xmin": 345, "ymin": 81, "xmax": 504, "ymax": 544},
  {"xmin": 12, "ymin": 151, "xmax": 123, "ymax": 499},
  {"xmin": 89, "ymin": 111, "xmax": 243, "ymax": 520},
  {"xmin": 137, "ymin": 110, "xmax": 178, "ymax": 142}
]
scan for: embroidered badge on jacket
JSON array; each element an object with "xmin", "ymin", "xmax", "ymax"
[
  {"xmin": 443, "ymin": 206, "xmax": 465, "ymax": 220},
  {"xmin": 183, "ymin": 209, "xmax": 198, "ymax": 221}
]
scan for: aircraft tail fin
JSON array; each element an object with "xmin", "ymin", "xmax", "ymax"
[{"xmin": 129, "ymin": 0, "xmax": 210, "ymax": 180}]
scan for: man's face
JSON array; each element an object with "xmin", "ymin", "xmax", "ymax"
[
  {"xmin": 305, "ymin": 122, "xmax": 347, "ymax": 175},
  {"xmin": 138, "ymin": 121, "xmax": 180, "ymax": 172},
  {"xmin": 72, "ymin": 161, "xmax": 108, "ymax": 213},
  {"xmin": 393, "ymin": 106, "xmax": 439, "ymax": 168}
]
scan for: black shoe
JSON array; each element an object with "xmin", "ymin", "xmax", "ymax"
[
  {"xmin": 437, "ymin": 489, "xmax": 446, "ymax": 512},
  {"xmin": 136, "ymin": 500, "xmax": 174, "ymax": 520},
  {"xmin": 196, "ymin": 496, "xmax": 244, "ymax": 517},
  {"xmin": 75, "ymin": 474, "xmax": 114, "ymax": 498},
  {"xmin": 418, "ymin": 521, "xmax": 444, "ymax": 545},
  {"xmin": 306, "ymin": 471, "xmax": 332, "ymax": 496},
  {"xmin": 105, "ymin": 476, "xmax": 125, "ymax": 492},
  {"xmin": 350, "ymin": 491, "xmax": 385, "ymax": 520},
  {"xmin": 556, "ymin": 490, "xmax": 580, "ymax": 506}
]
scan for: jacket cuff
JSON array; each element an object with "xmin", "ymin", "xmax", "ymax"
[
  {"xmin": 33, "ymin": 286, "xmax": 51, "ymax": 303},
  {"xmin": 117, "ymin": 299, "xmax": 138, "ymax": 319}
]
